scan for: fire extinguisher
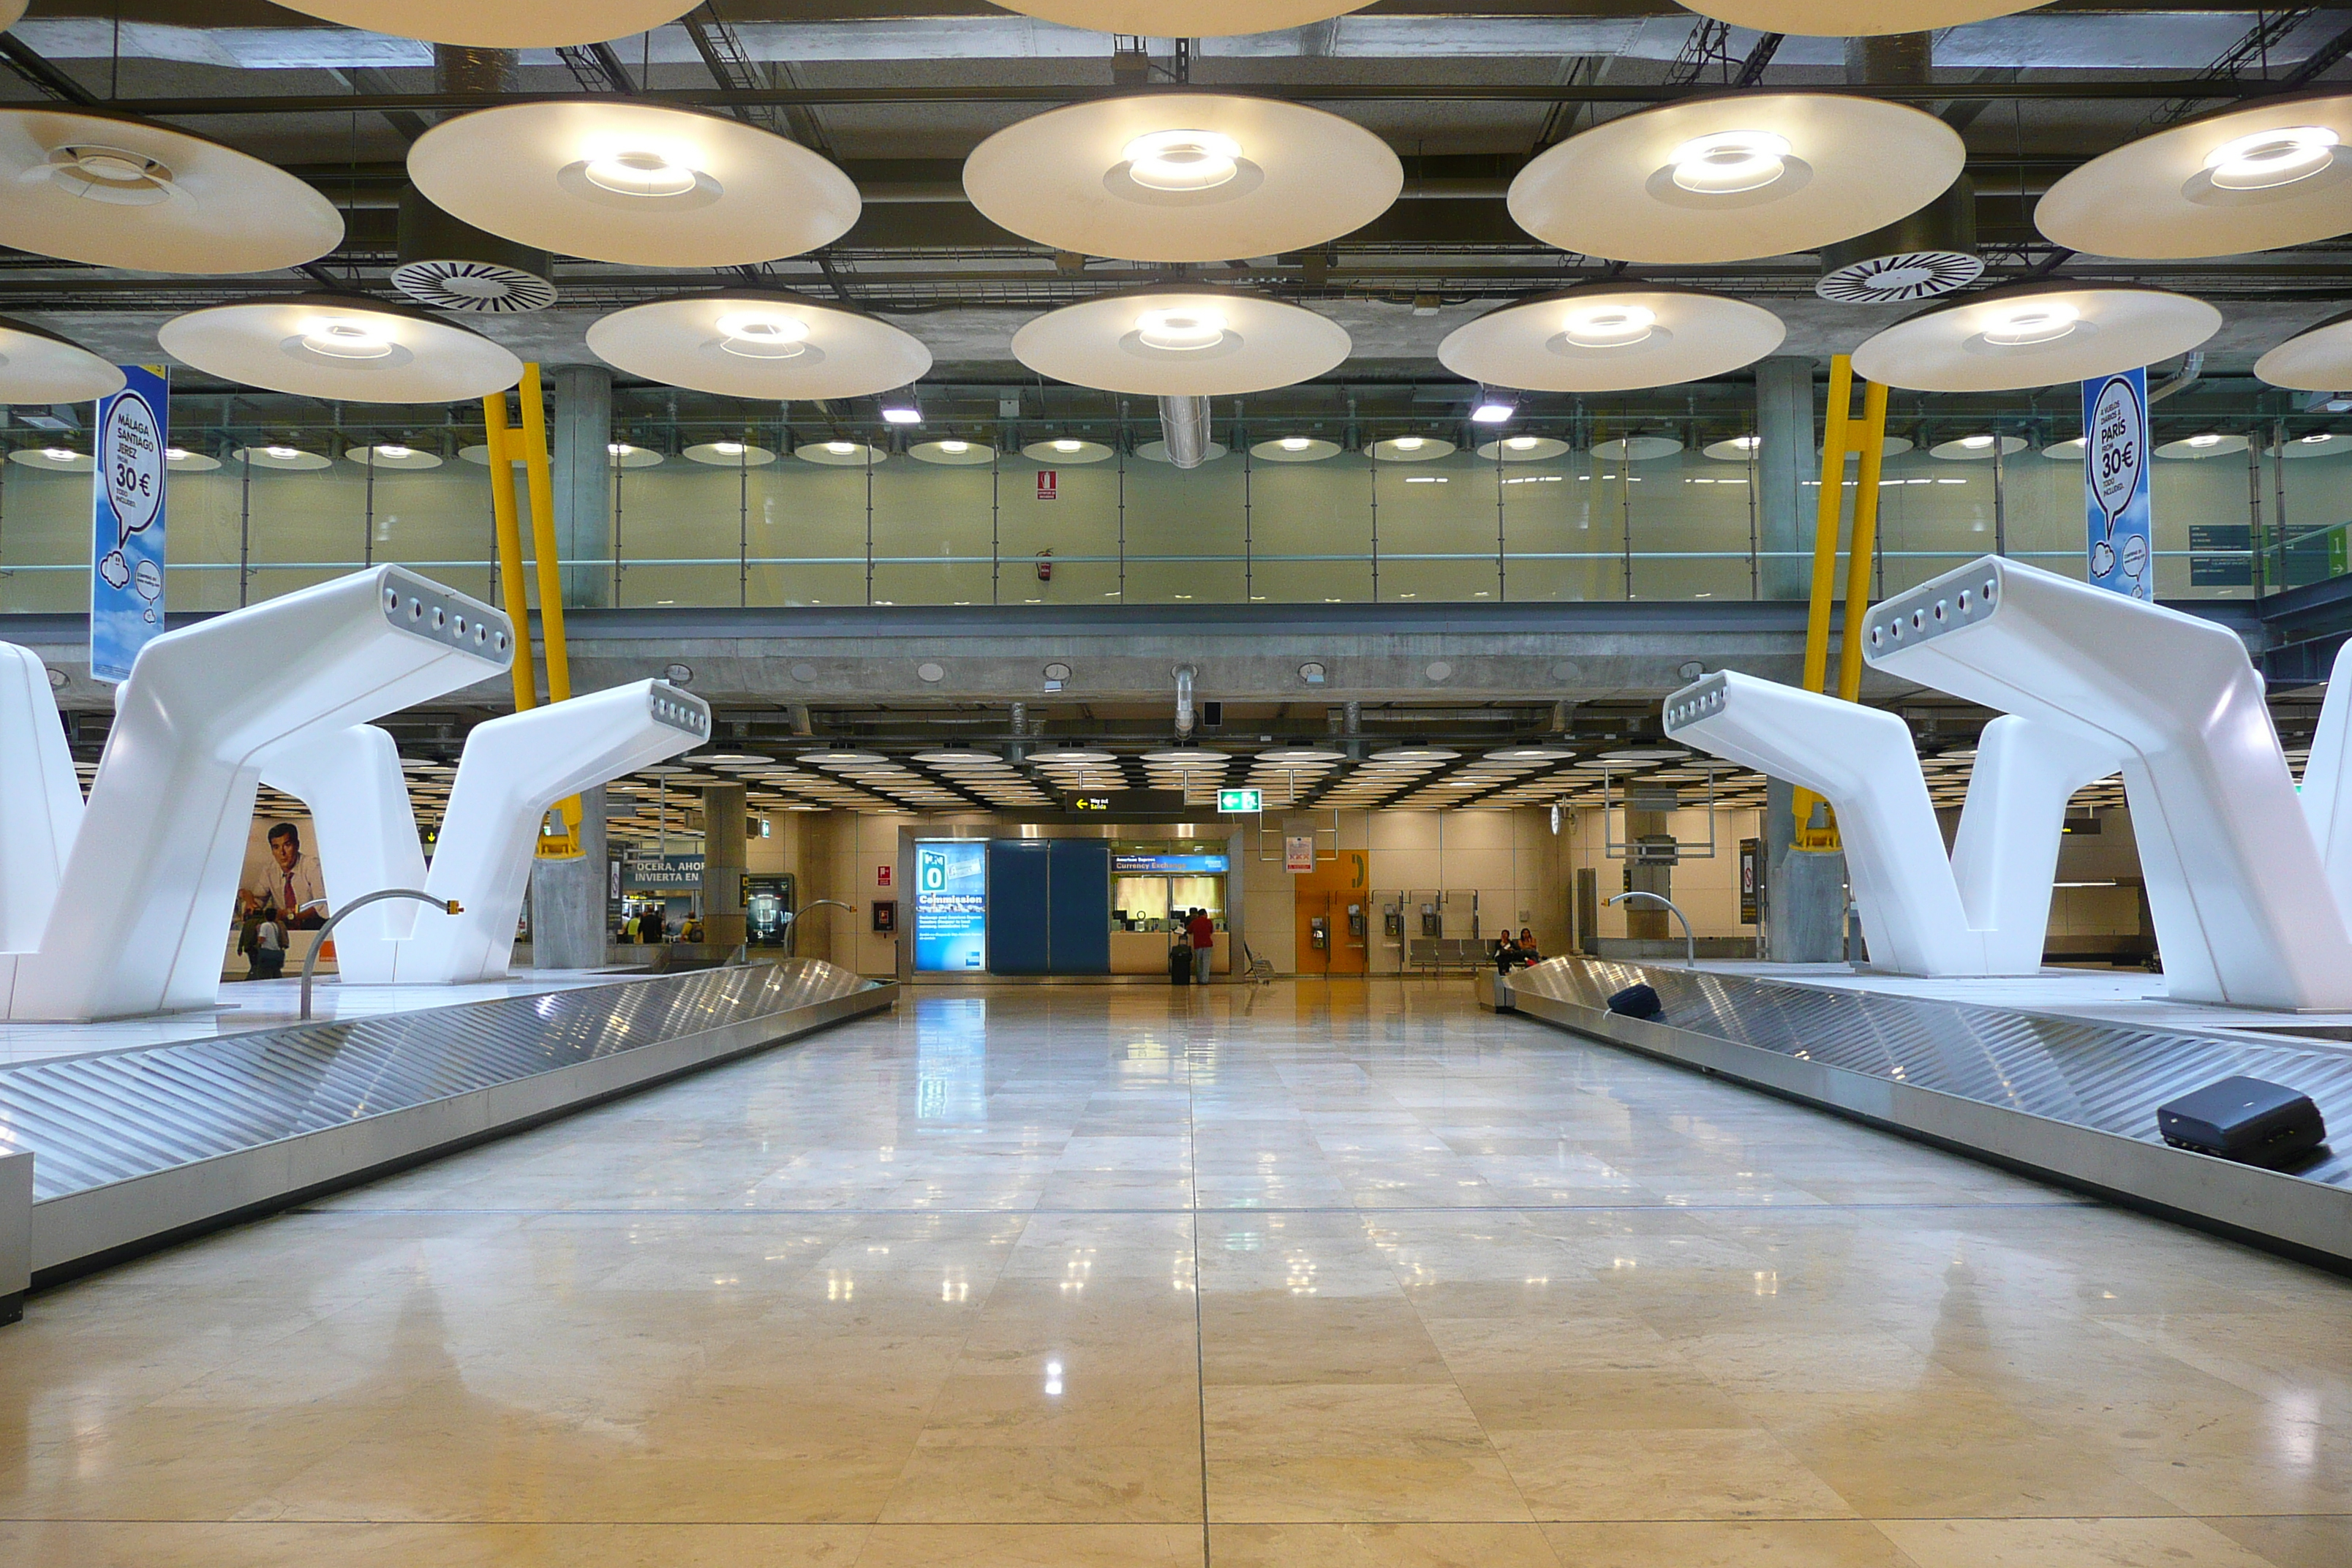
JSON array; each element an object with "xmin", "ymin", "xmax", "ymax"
[{"xmin": 1036, "ymin": 548, "xmax": 1054, "ymax": 582}]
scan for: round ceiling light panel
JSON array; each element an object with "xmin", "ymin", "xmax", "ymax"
[
  {"xmin": 1137, "ymin": 438, "xmax": 1229, "ymax": 464},
  {"xmin": 0, "ymin": 314, "xmax": 124, "ymax": 403},
  {"xmin": 2155, "ymin": 432, "xmax": 2249, "ymax": 459},
  {"xmin": 909, "ymin": 439, "xmax": 997, "ymax": 466},
  {"xmin": 1703, "ymin": 434, "xmax": 1761, "ymax": 461},
  {"xmin": 586, "ymin": 291, "xmax": 932, "ymax": 400},
  {"xmin": 1928, "ymin": 434, "xmax": 2027, "ymax": 460},
  {"xmin": 9, "ymin": 445, "xmax": 91, "ymax": 472},
  {"xmin": 409, "ymin": 103, "xmax": 859, "ymax": 268},
  {"xmin": 1021, "ymin": 437, "xmax": 1115, "ymax": 464},
  {"xmin": 2255, "ymin": 308, "xmax": 2352, "ymax": 391},
  {"xmin": 1368, "ymin": 436, "xmax": 1453, "ymax": 461},
  {"xmin": 1477, "ymin": 434, "xmax": 1572, "ymax": 461},
  {"xmin": 2043, "ymin": 437, "xmax": 2087, "ymax": 459},
  {"xmin": 157, "ymin": 293, "xmax": 523, "ymax": 403},
  {"xmin": 986, "ymin": 2, "xmax": 1373, "ymax": 39},
  {"xmin": 964, "ymin": 94, "xmax": 1401, "ymax": 263},
  {"xmin": 2288, "ymin": 431, "xmax": 2352, "ymax": 459},
  {"xmin": 607, "ymin": 442, "xmax": 663, "ymax": 469},
  {"xmin": 344, "ymin": 443, "xmax": 443, "ymax": 470},
  {"xmin": 2037, "ymin": 93, "xmax": 2352, "ymax": 259},
  {"xmin": 234, "ymin": 445, "xmax": 331, "ymax": 471},
  {"xmin": 683, "ymin": 441, "xmax": 776, "ymax": 467},
  {"xmin": 0, "ymin": 108, "xmax": 342, "ymax": 274},
  {"xmin": 1592, "ymin": 434, "xmax": 1686, "ymax": 461},
  {"xmin": 1012, "ymin": 290, "xmax": 1349, "ymax": 396},
  {"xmin": 798, "ymin": 440, "xmax": 886, "ymax": 467},
  {"xmin": 1509, "ymin": 94, "xmax": 1963, "ymax": 264},
  {"xmin": 165, "ymin": 447, "xmax": 220, "ymax": 472},
  {"xmin": 1439, "ymin": 284, "xmax": 1786, "ymax": 391},
  {"xmin": 1251, "ymin": 436, "xmax": 1342, "ymax": 462},
  {"xmin": 1676, "ymin": 0, "xmax": 2050, "ymax": 36},
  {"xmin": 267, "ymin": 1, "xmax": 698, "ymax": 46},
  {"xmin": 1850, "ymin": 282, "xmax": 2220, "ymax": 393}
]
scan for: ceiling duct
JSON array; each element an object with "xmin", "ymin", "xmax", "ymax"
[
  {"xmin": 391, "ymin": 186, "xmax": 557, "ymax": 314},
  {"xmin": 1815, "ymin": 177, "xmax": 1981, "ymax": 304},
  {"xmin": 1158, "ymin": 394, "xmax": 1214, "ymax": 470}
]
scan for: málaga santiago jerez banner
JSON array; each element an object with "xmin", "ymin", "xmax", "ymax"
[
  {"xmin": 2083, "ymin": 366, "xmax": 2152, "ymax": 600},
  {"xmin": 91, "ymin": 363, "xmax": 167, "ymax": 682}
]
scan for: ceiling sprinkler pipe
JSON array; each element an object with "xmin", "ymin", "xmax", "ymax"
[
  {"xmin": 1158, "ymin": 395, "xmax": 1213, "ymax": 470},
  {"xmin": 2148, "ymin": 350, "xmax": 2204, "ymax": 405},
  {"xmin": 1175, "ymin": 664, "xmax": 1197, "ymax": 740}
]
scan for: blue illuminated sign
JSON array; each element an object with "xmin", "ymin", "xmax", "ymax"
[
  {"xmin": 1112, "ymin": 853, "xmax": 1229, "ymax": 874},
  {"xmin": 913, "ymin": 840, "xmax": 987, "ymax": 970}
]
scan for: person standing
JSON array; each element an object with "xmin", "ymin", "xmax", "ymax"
[
  {"xmin": 249, "ymin": 913, "xmax": 286, "ymax": 980},
  {"xmin": 1186, "ymin": 906, "xmax": 1216, "ymax": 985}
]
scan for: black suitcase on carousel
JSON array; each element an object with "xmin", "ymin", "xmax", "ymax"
[{"xmin": 2157, "ymin": 1077, "xmax": 2327, "ymax": 1167}]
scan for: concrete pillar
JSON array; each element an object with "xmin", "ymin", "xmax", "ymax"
[
  {"xmin": 551, "ymin": 364, "xmax": 613, "ymax": 608},
  {"xmin": 1754, "ymin": 357, "xmax": 1815, "ymax": 601},
  {"xmin": 1763, "ymin": 777, "xmax": 1847, "ymax": 962},
  {"xmin": 1623, "ymin": 799, "xmax": 1671, "ymax": 940},
  {"xmin": 527, "ymin": 785, "xmax": 608, "ymax": 970},
  {"xmin": 701, "ymin": 783, "xmax": 747, "ymax": 948}
]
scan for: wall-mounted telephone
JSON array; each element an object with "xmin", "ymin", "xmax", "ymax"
[
  {"xmin": 1346, "ymin": 904, "xmax": 1365, "ymax": 938},
  {"xmin": 1420, "ymin": 904, "xmax": 1442, "ymax": 938},
  {"xmin": 1309, "ymin": 916, "xmax": 1329, "ymax": 950},
  {"xmin": 1383, "ymin": 906, "xmax": 1402, "ymax": 938}
]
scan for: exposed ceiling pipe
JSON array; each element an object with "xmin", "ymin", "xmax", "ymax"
[
  {"xmin": 1174, "ymin": 665, "xmax": 1197, "ymax": 739},
  {"xmin": 2148, "ymin": 350, "xmax": 2206, "ymax": 404},
  {"xmin": 1158, "ymin": 396, "xmax": 1213, "ymax": 470}
]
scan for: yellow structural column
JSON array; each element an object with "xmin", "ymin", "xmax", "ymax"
[
  {"xmin": 1789, "ymin": 355, "xmax": 1891, "ymax": 852},
  {"xmin": 1800, "ymin": 355, "xmax": 1854, "ymax": 699},
  {"xmin": 516, "ymin": 362, "xmax": 573, "ymax": 705},
  {"xmin": 480, "ymin": 385, "xmax": 538, "ymax": 714},
  {"xmin": 1837, "ymin": 377, "xmax": 1892, "ymax": 703}
]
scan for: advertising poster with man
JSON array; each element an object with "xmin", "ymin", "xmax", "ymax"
[{"xmin": 231, "ymin": 815, "xmax": 328, "ymax": 978}]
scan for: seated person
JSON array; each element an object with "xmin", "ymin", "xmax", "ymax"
[
  {"xmin": 1493, "ymin": 934, "xmax": 1524, "ymax": 973},
  {"xmin": 1515, "ymin": 927, "xmax": 1541, "ymax": 963}
]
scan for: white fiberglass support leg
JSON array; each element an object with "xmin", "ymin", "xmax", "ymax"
[
  {"xmin": 1663, "ymin": 671, "xmax": 2112, "ymax": 975},
  {"xmin": 0, "ymin": 645, "xmax": 82, "ymax": 954},
  {"xmin": 383, "ymin": 680, "xmax": 710, "ymax": 984},
  {"xmin": 2297, "ymin": 638, "xmax": 2352, "ymax": 921},
  {"xmin": 1861, "ymin": 554, "xmax": 2352, "ymax": 1011},
  {"xmin": 257, "ymin": 725, "xmax": 426, "ymax": 984},
  {"xmin": 1, "ymin": 568, "xmax": 513, "ymax": 1021}
]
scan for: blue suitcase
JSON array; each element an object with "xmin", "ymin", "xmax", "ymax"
[{"xmin": 2157, "ymin": 1077, "xmax": 2327, "ymax": 1168}]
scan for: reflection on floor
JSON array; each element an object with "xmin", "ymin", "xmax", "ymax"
[
  {"xmin": 2, "ymin": 981, "xmax": 2346, "ymax": 1567},
  {"xmin": 0, "ymin": 970, "xmax": 635, "ymax": 1068}
]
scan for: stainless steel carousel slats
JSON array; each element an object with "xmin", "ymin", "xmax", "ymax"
[
  {"xmin": 1510, "ymin": 960, "xmax": 2352, "ymax": 1193},
  {"xmin": 1, "ymin": 962, "xmax": 889, "ymax": 1207}
]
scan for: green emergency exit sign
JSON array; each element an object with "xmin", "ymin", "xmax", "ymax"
[{"xmin": 1218, "ymin": 788, "xmax": 1264, "ymax": 813}]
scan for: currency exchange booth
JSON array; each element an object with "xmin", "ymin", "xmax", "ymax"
[{"xmin": 907, "ymin": 830, "xmax": 1236, "ymax": 979}]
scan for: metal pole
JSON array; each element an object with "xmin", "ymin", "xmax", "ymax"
[
  {"xmin": 737, "ymin": 439, "xmax": 749, "ymax": 607},
  {"xmin": 864, "ymin": 440, "xmax": 875, "ymax": 605},
  {"xmin": 1495, "ymin": 437, "xmax": 1507, "ymax": 601},
  {"xmin": 363, "ymin": 445, "xmax": 376, "ymax": 568},
  {"xmin": 1607, "ymin": 889, "xmax": 1695, "ymax": 968},
  {"xmin": 990, "ymin": 445, "xmax": 1000, "ymax": 606},
  {"xmin": 237, "ymin": 450, "xmax": 252, "ymax": 607},
  {"xmin": 1368, "ymin": 448, "xmax": 1379, "ymax": 602},
  {"xmin": 298, "ymin": 889, "xmax": 461, "ymax": 1019}
]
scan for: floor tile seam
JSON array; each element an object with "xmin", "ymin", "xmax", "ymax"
[{"xmin": 1188, "ymin": 1041, "xmax": 1215, "ymax": 1566}]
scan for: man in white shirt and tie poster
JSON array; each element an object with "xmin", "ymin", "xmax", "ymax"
[{"xmin": 251, "ymin": 821, "xmax": 328, "ymax": 930}]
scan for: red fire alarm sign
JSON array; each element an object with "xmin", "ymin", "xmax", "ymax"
[{"xmin": 1036, "ymin": 470, "xmax": 1058, "ymax": 500}]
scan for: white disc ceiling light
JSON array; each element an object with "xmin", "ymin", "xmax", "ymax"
[
  {"xmin": 1508, "ymin": 94, "xmax": 1963, "ymax": 264},
  {"xmin": 2256, "ymin": 309, "xmax": 2352, "ymax": 390},
  {"xmin": 1252, "ymin": 436, "xmax": 1341, "ymax": 462},
  {"xmin": 985, "ymin": 1, "xmax": 1372, "ymax": 37},
  {"xmin": 1677, "ymin": 0, "xmax": 2049, "ymax": 35},
  {"xmin": 0, "ymin": 315, "xmax": 124, "ymax": 403},
  {"xmin": 0, "ymin": 108, "xmax": 342, "ymax": 274},
  {"xmin": 2037, "ymin": 94, "xmax": 2352, "ymax": 259},
  {"xmin": 1012, "ymin": 290, "xmax": 1349, "ymax": 396},
  {"xmin": 586, "ymin": 291, "xmax": 932, "ymax": 400},
  {"xmin": 964, "ymin": 95, "xmax": 1401, "ymax": 263},
  {"xmin": 1021, "ymin": 437, "xmax": 1114, "ymax": 464},
  {"xmin": 157, "ymin": 293, "xmax": 524, "ymax": 403},
  {"xmin": 267, "ymin": 1, "xmax": 696, "ymax": 48},
  {"xmin": 1439, "ymin": 284, "xmax": 1785, "ymax": 391},
  {"xmin": 1850, "ymin": 282, "xmax": 2220, "ymax": 393},
  {"xmin": 1479, "ymin": 434, "xmax": 1571, "ymax": 461},
  {"xmin": 409, "ymin": 103, "xmax": 859, "ymax": 268}
]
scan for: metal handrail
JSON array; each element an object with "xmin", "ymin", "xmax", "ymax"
[
  {"xmin": 299, "ymin": 890, "xmax": 461, "ymax": 1020},
  {"xmin": 1607, "ymin": 889, "xmax": 1697, "ymax": 969},
  {"xmin": 778, "ymin": 899, "xmax": 854, "ymax": 958}
]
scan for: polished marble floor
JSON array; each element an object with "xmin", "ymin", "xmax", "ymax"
[{"xmin": 4, "ymin": 980, "xmax": 2348, "ymax": 1566}]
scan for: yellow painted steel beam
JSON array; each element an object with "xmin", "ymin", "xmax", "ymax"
[
  {"xmin": 1838, "ymin": 377, "xmax": 1892, "ymax": 704},
  {"xmin": 480, "ymin": 388, "xmax": 537, "ymax": 714},
  {"xmin": 516, "ymin": 363, "xmax": 573, "ymax": 706},
  {"xmin": 1800, "ymin": 354, "xmax": 1852, "ymax": 700}
]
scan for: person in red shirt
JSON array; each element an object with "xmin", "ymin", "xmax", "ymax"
[{"xmin": 1186, "ymin": 907, "xmax": 1216, "ymax": 984}]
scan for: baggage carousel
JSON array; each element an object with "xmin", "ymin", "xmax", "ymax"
[
  {"xmin": 0, "ymin": 960, "xmax": 894, "ymax": 1313},
  {"xmin": 1505, "ymin": 957, "xmax": 2352, "ymax": 1273}
]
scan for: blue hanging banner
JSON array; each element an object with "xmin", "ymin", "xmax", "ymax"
[
  {"xmin": 2083, "ymin": 366, "xmax": 2152, "ymax": 600},
  {"xmin": 91, "ymin": 364, "xmax": 168, "ymax": 682}
]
